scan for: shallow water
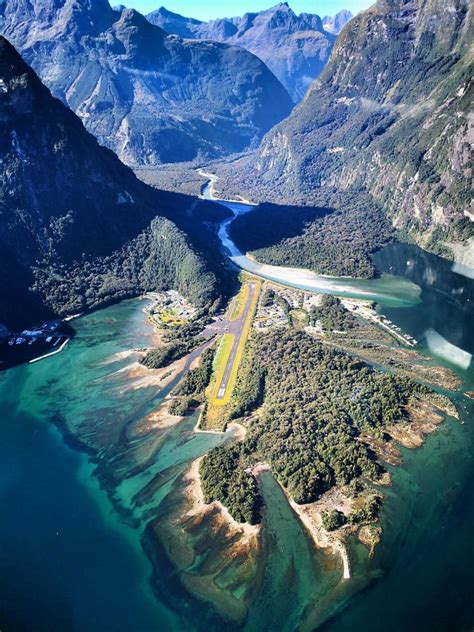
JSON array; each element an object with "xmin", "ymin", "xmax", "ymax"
[
  {"xmin": 322, "ymin": 386, "xmax": 474, "ymax": 632},
  {"xmin": 0, "ymin": 351, "xmax": 174, "ymax": 631},
  {"xmin": 208, "ymin": 185, "xmax": 474, "ymax": 630},
  {"xmin": 0, "ymin": 300, "xmax": 242, "ymax": 631}
]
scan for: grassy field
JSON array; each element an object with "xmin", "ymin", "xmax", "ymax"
[
  {"xmin": 157, "ymin": 310, "xmax": 185, "ymax": 327},
  {"xmin": 290, "ymin": 309, "xmax": 308, "ymax": 329},
  {"xmin": 207, "ymin": 333, "xmax": 235, "ymax": 405},
  {"xmin": 229, "ymin": 282, "xmax": 249, "ymax": 321},
  {"xmin": 203, "ymin": 280, "xmax": 260, "ymax": 429}
]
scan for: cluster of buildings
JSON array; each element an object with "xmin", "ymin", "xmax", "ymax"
[
  {"xmin": 4, "ymin": 319, "xmax": 63, "ymax": 347},
  {"xmin": 275, "ymin": 287, "xmax": 303, "ymax": 310},
  {"xmin": 0, "ymin": 319, "xmax": 71, "ymax": 367},
  {"xmin": 144, "ymin": 290, "xmax": 197, "ymax": 328},
  {"xmin": 254, "ymin": 302, "xmax": 288, "ymax": 330},
  {"xmin": 255, "ymin": 284, "xmax": 310, "ymax": 331},
  {"xmin": 252, "ymin": 284, "xmax": 418, "ymax": 348},
  {"xmin": 341, "ymin": 299, "xmax": 418, "ymax": 347},
  {"xmin": 254, "ymin": 284, "xmax": 334, "ymax": 331}
]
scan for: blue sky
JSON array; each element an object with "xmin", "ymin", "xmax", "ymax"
[{"xmin": 121, "ymin": 1, "xmax": 374, "ymax": 21}]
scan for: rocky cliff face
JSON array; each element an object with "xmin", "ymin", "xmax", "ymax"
[
  {"xmin": 147, "ymin": 6, "xmax": 204, "ymax": 39},
  {"xmin": 255, "ymin": 0, "xmax": 473, "ymax": 253},
  {"xmin": 0, "ymin": 37, "xmax": 227, "ymax": 328},
  {"xmin": 322, "ymin": 10, "xmax": 353, "ymax": 35},
  {"xmin": 0, "ymin": 0, "xmax": 293, "ymax": 166},
  {"xmin": 148, "ymin": 3, "xmax": 335, "ymax": 102}
]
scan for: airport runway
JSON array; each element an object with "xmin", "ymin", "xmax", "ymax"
[{"xmin": 216, "ymin": 282, "xmax": 256, "ymax": 400}]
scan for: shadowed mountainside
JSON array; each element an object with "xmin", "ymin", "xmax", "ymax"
[{"xmin": 0, "ymin": 37, "xmax": 231, "ymax": 329}]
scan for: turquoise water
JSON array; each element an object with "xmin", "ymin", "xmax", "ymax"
[
  {"xmin": 1, "ymin": 242, "xmax": 473, "ymax": 630},
  {"xmin": 0, "ymin": 365, "xmax": 174, "ymax": 631},
  {"xmin": 322, "ymin": 399, "xmax": 474, "ymax": 632},
  {"xmin": 324, "ymin": 243, "xmax": 474, "ymax": 631},
  {"xmin": 245, "ymin": 471, "xmax": 342, "ymax": 632},
  {"xmin": 0, "ymin": 300, "xmax": 242, "ymax": 631}
]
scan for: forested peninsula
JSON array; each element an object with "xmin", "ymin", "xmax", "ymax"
[{"xmin": 200, "ymin": 329, "xmax": 455, "ymax": 529}]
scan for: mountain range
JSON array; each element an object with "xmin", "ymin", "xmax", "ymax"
[
  {"xmin": 235, "ymin": 0, "xmax": 473, "ymax": 254},
  {"xmin": 1, "ymin": 0, "xmax": 471, "ymax": 330},
  {"xmin": 0, "ymin": 0, "xmax": 293, "ymax": 166},
  {"xmin": 147, "ymin": 3, "xmax": 344, "ymax": 102},
  {"xmin": 0, "ymin": 36, "xmax": 229, "ymax": 329}
]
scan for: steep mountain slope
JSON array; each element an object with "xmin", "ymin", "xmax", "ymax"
[
  {"xmin": 0, "ymin": 37, "xmax": 228, "ymax": 329},
  {"xmin": 0, "ymin": 0, "xmax": 293, "ymax": 166},
  {"xmin": 322, "ymin": 10, "xmax": 353, "ymax": 34},
  {"xmin": 251, "ymin": 0, "xmax": 473, "ymax": 253},
  {"xmin": 148, "ymin": 3, "xmax": 335, "ymax": 102},
  {"xmin": 147, "ymin": 6, "xmax": 205, "ymax": 38}
]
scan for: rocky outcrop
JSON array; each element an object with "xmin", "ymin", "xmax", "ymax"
[
  {"xmin": 253, "ymin": 0, "xmax": 473, "ymax": 253},
  {"xmin": 0, "ymin": 0, "xmax": 293, "ymax": 166},
  {"xmin": 148, "ymin": 3, "xmax": 336, "ymax": 102}
]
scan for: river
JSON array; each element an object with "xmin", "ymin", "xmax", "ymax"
[
  {"xmin": 203, "ymin": 181, "xmax": 421, "ymax": 308},
  {"xmin": 0, "ymin": 188, "xmax": 473, "ymax": 630}
]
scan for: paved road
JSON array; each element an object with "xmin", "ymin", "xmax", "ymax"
[{"xmin": 216, "ymin": 282, "xmax": 256, "ymax": 400}]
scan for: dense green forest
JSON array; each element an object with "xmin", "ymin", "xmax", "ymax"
[
  {"xmin": 201, "ymin": 330, "xmax": 436, "ymax": 524},
  {"xmin": 140, "ymin": 338, "xmax": 198, "ymax": 370},
  {"xmin": 14, "ymin": 190, "xmax": 231, "ymax": 329},
  {"xmin": 200, "ymin": 446, "xmax": 262, "ymax": 524},
  {"xmin": 169, "ymin": 347, "xmax": 216, "ymax": 415},
  {"xmin": 0, "ymin": 37, "xmax": 236, "ymax": 329},
  {"xmin": 309, "ymin": 295, "xmax": 356, "ymax": 332},
  {"xmin": 321, "ymin": 510, "xmax": 347, "ymax": 531},
  {"xmin": 229, "ymin": 191, "xmax": 393, "ymax": 278},
  {"xmin": 173, "ymin": 347, "xmax": 215, "ymax": 397}
]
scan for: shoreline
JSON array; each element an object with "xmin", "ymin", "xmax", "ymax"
[
  {"xmin": 132, "ymin": 398, "xmax": 183, "ymax": 437},
  {"xmin": 341, "ymin": 298, "xmax": 418, "ymax": 347},
  {"xmin": 130, "ymin": 280, "xmax": 455, "ymax": 590},
  {"xmin": 29, "ymin": 335, "xmax": 70, "ymax": 363},
  {"xmin": 199, "ymin": 166, "xmax": 421, "ymax": 306},
  {"xmin": 251, "ymin": 463, "xmax": 351, "ymax": 580},
  {"xmin": 230, "ymin": 257, "xmax": 420, "ymax": 304},
  {"xmin": 290, "ymin": 498, "xmax": 351, "ymax": 580},
  {"xmin": 122, "ymin": 355, "xmax": 186, "ymax": 392},
  {"xmin": 185, "ymin": 457, "xmax": 260, "ymax": 541}
]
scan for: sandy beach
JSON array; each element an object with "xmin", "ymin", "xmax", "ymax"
[
  {"xmin": 253, "ymin": 464, "xmax": 352, "ymax": 581},
  {"xmin": 97, "ymin": 349, "xmax": 136, "ymax": 366},
  {"xmin": 289, "ymin": 498, "xmax": 351, "ymax": 580},
  {"xmin": 206, "ymin": 175, "xmax": 421, "ymax": 305},
  {"xmin": 231, "ymin": 255, "xmax": 421, "ymax": 304},
  {"xmin": 185, "ymin": 457, "xmax": 260, "ymax": 541},
  {"xmin": 121, "ymin": 355, "xmax": 186, "ymax": 392}
]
